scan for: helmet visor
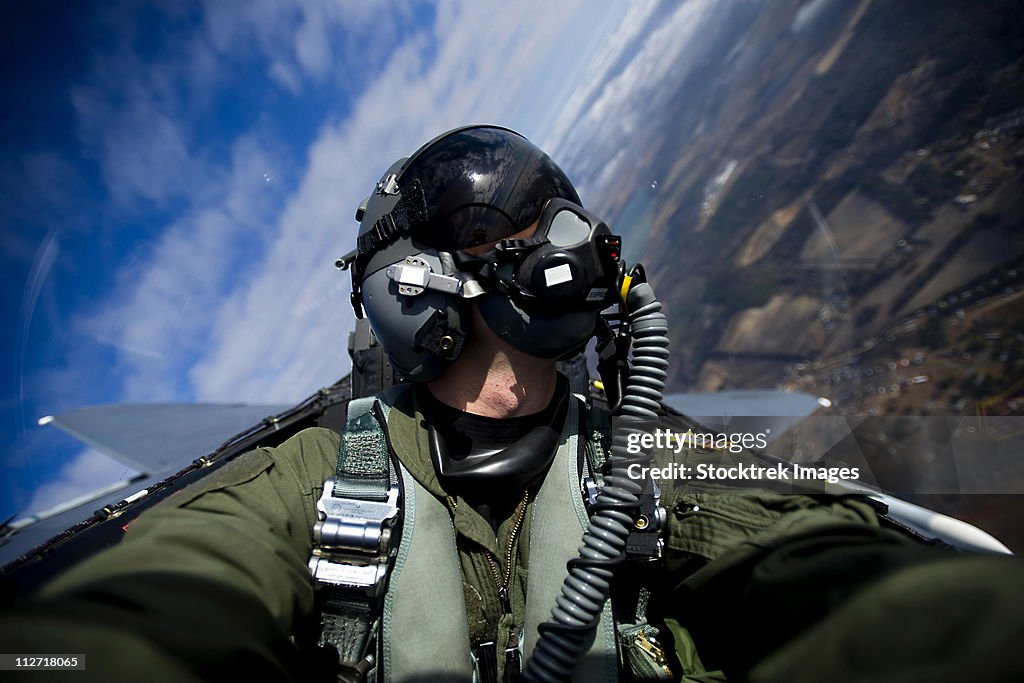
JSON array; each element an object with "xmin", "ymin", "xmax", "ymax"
[{"xmin": 400, "ymin": 127, "xmax": 581, "ymax": 252}]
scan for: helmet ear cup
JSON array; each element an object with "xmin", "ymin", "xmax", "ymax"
[{"xmin": 360, "ymin": 260, "xmax": 464, "ymax": 382}]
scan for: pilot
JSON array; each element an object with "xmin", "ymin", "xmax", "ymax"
[{"xmin": 3, "ymin": 126, "xmax": 1024, "ymax": 683}]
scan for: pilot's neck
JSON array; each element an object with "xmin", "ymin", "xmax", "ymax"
[{"xmin": 426, "ymin": 310, "xmax": 558, "ymax": 419}]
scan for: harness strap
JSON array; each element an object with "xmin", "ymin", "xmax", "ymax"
[
  {"xmin": 333, "ymin": 397, "xmax": 391, "ymax": 501},
  {"xmin": 312, "ymin": 390, "xmax": 403, "ymax": 675},
  {"xmin": 317, "ymin": 596, "xmax": 376, "ymax": 679},
  {"xmin": 580, "ymin": 403, "xmax": 673, "ymax": 679},
  {"xmin": 580, "ymin": 401, "xmax": 611, "ymax": 512},
  {"xmin": 584, "ymin": 401, "xmax": 612, "ymax": 482}
]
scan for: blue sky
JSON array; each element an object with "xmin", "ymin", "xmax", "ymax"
[{"xmin": 2, "ymin": 0, "xmax": 733, "ymax": 519}]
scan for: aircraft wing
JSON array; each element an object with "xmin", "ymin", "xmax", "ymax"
[
  {"xmin": 40, "ymin": 402, "xmax": 294, "ymax": 476},
  {"xmin": 661, "ymin": 389, "xmax": 825, "ymax": 443},
  {"xmin": 2, "ymin": 402, "xmax": 293, "ymax": 568}
]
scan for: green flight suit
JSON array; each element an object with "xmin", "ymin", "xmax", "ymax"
[
  {"xmin": 2, "ymin": 385, "xmax": 1023, "ymax": 682},
  {"xmin": 647, "ymin": 435, "xmax": 1024, "ymax": 681}
]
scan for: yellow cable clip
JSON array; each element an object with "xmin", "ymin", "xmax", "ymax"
[{"xmin": 619, "ymin": 274, "xmax": 633, "ymax": 302}]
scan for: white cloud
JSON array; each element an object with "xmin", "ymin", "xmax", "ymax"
[
  {"xmin": 74, "ymin": 129, "xmax": 290, "ymax": 402},
  {"xmin": 201, "ymin": 0, "xmax": 423, "ymax": 92},
  {"xmin": 71, "ymin": 83, "xmax": 200, "ymax": 208},
  {"xmin": 539, "ymin": 0, "xmax": 664, "ymax": 153},
  {"xmin": 22, "ymin": 448, "xmax": 137, "ymax": 517},
  {"xmin": 67, "ymin": 15, "xmax": 218, "ymax": 211},
  {"xmin": 792, "ymin": 0, "xmax": 840, "ymax": 34}
]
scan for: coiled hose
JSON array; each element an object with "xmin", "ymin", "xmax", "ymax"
[{"xmin": 524, "ymin": 281, "xmax": 669, "ymax": 682}]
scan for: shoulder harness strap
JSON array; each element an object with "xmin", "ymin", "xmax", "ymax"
[
  {"xmin": 334, "ymin": 396, "xmax": 392, "ymax": 501},
  {"xmin": 309, "ymin": 386, "xmax": 406, "ymax": 679}
]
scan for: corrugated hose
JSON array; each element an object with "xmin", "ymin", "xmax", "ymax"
[{"xmin": 524, "ymin": 280, "xmax": 668, "ymax": 682}]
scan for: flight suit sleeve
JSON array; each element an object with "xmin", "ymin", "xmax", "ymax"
[
  {"xmin": 0, "ymin": 427, "xmax": 340, "ymax": 682},
  {"xmin": 652, "ymin": 437, "xmax": 1024, "ymax": 681}
]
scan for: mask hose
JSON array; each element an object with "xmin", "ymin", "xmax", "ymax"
[{"xmin": 523, "ymin": 279, "xmax": 668, "ymax": 682}]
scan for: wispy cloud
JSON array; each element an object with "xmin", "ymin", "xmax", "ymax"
[
  {"xmin": 77, "ymin": 131, "xmax": 291, "ymax": 402},
  {"xmin": 202, "ymin": 0, "xmax": 429, "ymax": 94},
  {"xmin": 70, "ymin": 51, "xmax": 207, "ymax": 209},
  {"xmin": 791, "ymin": 0, "xmax": 841, "ymax": 34}
]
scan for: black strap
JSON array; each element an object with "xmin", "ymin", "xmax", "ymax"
[
  {"xmin": 356, "ymin": 180, "xmax": 427, "ymax": 256},
  {"xmin": 584, "ymin": 402, "xmax": 612, "ymax": 480},
  {"xmin": 317, "ymin": 595, "xmax": 375, "ymax": 674},
  {"xmin": 351, "ymin": 180, "xmax": 428, "ymax": 315}
]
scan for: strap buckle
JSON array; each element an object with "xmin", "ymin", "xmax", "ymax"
[
  {"xmin": 309, "ymin": 480, "xmax": 400, "ymax": 596},
  {"xmin": 583, "ymin": 475, "xmax": 602, "ymax": 508}
]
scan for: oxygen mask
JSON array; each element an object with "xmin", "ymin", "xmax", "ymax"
[{"xmin": 452, "ymin": 199, "xmax": 623, "ymax": 358}]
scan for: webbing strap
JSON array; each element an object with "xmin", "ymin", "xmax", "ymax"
[
  {"xmin": 584, "ymin": 403, "xmax": 612, "ymax": 483},
  {"xmin": 334, "ymin": 408, "xmax": 391, "ymax": 501},
  {"xmin": 317, "ymin": 389, "xmax": 404, "ymax": 676},
  {"xmin": 355, "ymin": 181, "xmax": 427, "ymax": 256},
  {"xmin": 318, "ymin": 595, "xmax": 375, "ymax": 664}
]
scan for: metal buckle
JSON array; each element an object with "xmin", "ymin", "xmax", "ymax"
[
  {"xmin": 377, "ymin": 173, "xmax": 400, "ymax": 196},
  {"xmin": 583, "ymin": 475, "xmax": 601, "ymax": 508},
  {"xmin": 308, "ymin": 480, "xmax": 400, "ymax": 595}
]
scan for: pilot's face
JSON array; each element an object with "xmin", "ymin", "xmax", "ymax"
[{"xmin": 460, "ymin": 221, "xmax": 539, "ymax": 256}]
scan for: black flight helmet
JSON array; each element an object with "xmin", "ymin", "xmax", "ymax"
[{"xmin": 352, "ymin": 125, "xmax": 590, "ymax": 382}]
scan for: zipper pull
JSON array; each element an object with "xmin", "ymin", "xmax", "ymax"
[
  {"xmin": 633, "ymin": 629, "xmax": 673, "ymax": 679},
  {"xmin": 497, "ymin": 585, "xmax": 511, "ymax": 613},
  {"xmin": 635, "ymin": 630, "xmax": 666, "ymax": 664}
]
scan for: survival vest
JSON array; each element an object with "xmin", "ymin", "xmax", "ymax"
[{"xmin": 308, "ymin": 384, "xmax": 638, "ymax": 682}]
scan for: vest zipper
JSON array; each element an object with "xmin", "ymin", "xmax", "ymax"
[
  {"xmin": 634, "ymin": 628, "xmax": 672, "ymax": 678},
  {"xmin": 485, "ymin": 490, "xmax": 530, "ymax": 614}
]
